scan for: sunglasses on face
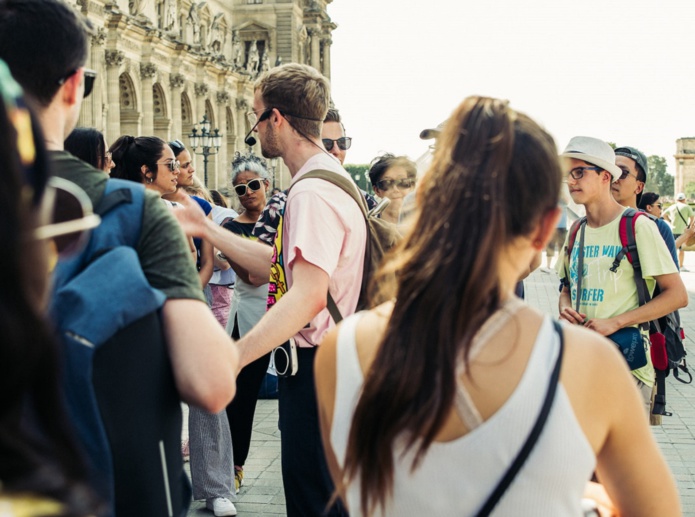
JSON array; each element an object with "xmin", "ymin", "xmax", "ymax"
[
  {"xmin": 322, "ymin": 137, "xmax": 352, "ymax": 151},
  {"xmin": 234, "ymin": 178, "xmax": 264, "ymax": 196},
  {"xmin": 58, "ymin": 68, "xmax": 97, "ymax": 98},
  {"xmin": 375, "ymin": 178, "xmax": 416, "ymax": 191},
  {"xmin": 33, "ymin": 177, "xmax": 101, "ymax": 258},
  {"xmin": 156, "ymin": 159, "xmax": 180, "ymax": 172},
  {"xmin": 618, "ymin": 167, "xmax": 639, "ymax": 181},
  {"xmin": 656, "ymin": 203, "xmax": 663, "ymax": 209},
  {"xmin": 567, "ymin": 166, "xmax": 602, "ymax": 180}
]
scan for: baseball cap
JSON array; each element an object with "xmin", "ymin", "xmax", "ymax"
[
  {"xmin": 677, "ymin": 192, "xmax": 686, "ymax": 201},
  {"xmin": 560, "ymin": 136, "xmax": 622, "ymax": 182},
  {"xmin": 419, "ymin": 121, "xmax": 446, "ymax": 140},
  {"xmin": 614, "ymin": 146, "xmax": 648, "ymax": 205}
]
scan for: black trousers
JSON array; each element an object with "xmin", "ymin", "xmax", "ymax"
[
  {"xmin": 226, "ymin": 318, "xmax": 272, "ymax": 467},
  {"xmin": 278, "ymin": 346, "xmax": 348, "ymax": 517}
]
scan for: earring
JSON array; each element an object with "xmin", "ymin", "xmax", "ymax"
[
  {"xmin": 533, "ymin": 239, "xmax": 543, "ymax": 249},
  {"xmin": 146, "ymin": 176, "xmax": 154, "ymax": 184}
]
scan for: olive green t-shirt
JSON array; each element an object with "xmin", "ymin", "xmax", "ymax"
[{"xmin": 49, "ymin": 150, "xmax": 205, "ymax": 302}]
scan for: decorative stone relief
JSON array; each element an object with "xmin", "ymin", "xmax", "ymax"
[
  {"xmin": 195, "ymin": 83, "xmax": 209, "ymax": 97},
  {"xmin": 216, "ymin": 91, "xmax": 230, "ymax": 104},
  {"xmin": 105, "ymin": 49, "xmax": 125, "ymax": 68},
  {"xmin": 140, "ymin": 62, "xmax": 157, "ymax": 79},
  {"xmin": 170, "ymin": 73, "xmax": 185, "ymax": 89}
]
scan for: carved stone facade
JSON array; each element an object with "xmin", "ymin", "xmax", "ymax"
[
  {"xmin": 675, "ymin": 138, "xmax": 695, "ymax": 197},
  {"xmin": 72, "ymin": 0, "xmax": 336, "ymax": 189}
]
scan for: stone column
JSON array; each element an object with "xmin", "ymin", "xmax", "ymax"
[
  {"xmin": 216, "ymin": 91, "xmax": 230, "ymax": 189},
  {"xmin": 140, "ymin": 63, "xmax": 157, "ymax": 136},
  {"xmin": 170, "ymin": 73, "xmax": 185, "ymax": 139},
  {"xmin": 321, "ymin": 36, "xmax": 331, "ymax": 79},
  {"xmin": 105, "ymin": 50, "xmax": 125, "ymax": 145},
  {"xmin": 80, "ymin": 28, "xmax": 107, "ymax": 128},
  {"xmin": 310, "ymin": 28, "xmax": 321, "ymax": 70},
  {"xmin": 194, "ymin": 83, "xmax": 209, "ymax": 124},
  {"xmin": 236, "ymin": 98, "xmax": 249, "ymax": 152}
]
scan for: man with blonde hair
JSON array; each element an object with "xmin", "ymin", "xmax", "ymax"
[{"xmin": 181, "ymin": 63, "xmax": 363, "ymax": 516}]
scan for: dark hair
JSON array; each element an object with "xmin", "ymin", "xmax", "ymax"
[
  {"xmin": 168, "ymin": 138, "xmax": 186, "ymax": 158},
  {"xmin": 65, "ymin": 127, "xmax": 106, "ymax": 170},
  {"xmin": 0, "ymin": 72, "xmax": 101, "ymax": 515},
  {"xmin": 368, "ymin": 153, "xmax": 417, "ymax": 188},
  {"xmin": 344, "ymin": 96, "xmax": 562, "ymax": 515},
  {"xmin": 639, "ymin": 191, "xmax": 660, "ymax": 211},
  {"xmin": 0, "ymin": 0, "xmax": 89, "ymax": 106},
  {"xmin": 210, "ymin": 189, "xmax": 227, "ymax": 208},
  {"xmin": 109, "ymin": 135, "xmax": 167, "ymax": 184}
]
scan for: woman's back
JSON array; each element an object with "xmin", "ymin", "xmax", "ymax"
[{"xmin": 330, "ymin": 309, "xmax": 594, "ymax": 516}]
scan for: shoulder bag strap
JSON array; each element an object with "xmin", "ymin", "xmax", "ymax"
[
  {"xmin": 476, "ymin": 320, "xmax": 565, "ymax": 517},
  {"xmin": 677, "ymin": 205, "xmax": 690, "ymax": 228}
]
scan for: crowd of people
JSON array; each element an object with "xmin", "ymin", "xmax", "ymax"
[{"xmin": 0, "ymin": 1, "xmax": 688, "ymax": 516}]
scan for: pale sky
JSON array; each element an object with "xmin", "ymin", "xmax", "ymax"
[{"xmin": 328, "ymin": 0, "xmax": 695, "ymax": 176}]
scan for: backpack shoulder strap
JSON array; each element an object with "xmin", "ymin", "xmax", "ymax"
[
  {"xmin": 290, "ymin": 169, "xmax": 369, "ymax": 218},
  {"xmin": 286, "ymin": 169, "xmax": 369, "ymax": 324},
  {"xmin": 612, "ymin": 208, "xmax": 650, "ymax": 330}
]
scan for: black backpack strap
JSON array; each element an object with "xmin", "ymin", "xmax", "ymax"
[
  {"xmin": 652, "ymin": 369, "xmax": 670, "ymax": 416},
  {"xmin": 561, "ymin": 217, "xmax": 585, "ymax": 291},
  {"xmin": 476, "ymin": 320, "xmax": 565, "ymax": 516}
]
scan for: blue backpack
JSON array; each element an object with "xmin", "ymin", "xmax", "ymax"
[{"xmin": 50, "ymin": 179, "xmax": 190, "ymax": 517}]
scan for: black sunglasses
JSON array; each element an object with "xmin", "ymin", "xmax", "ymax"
[
  {"xmin": 234, "ymin": 178, "xmax": 264, "ymax": 196},
  {"xmin": 58, "ymin": 68, "xmax": 96, "ymax": 98},
  {"xmin": 375, "ymin": 178, "xmax": 416, "ymax": 191},
  {"xmin": 567, "ymin": 166, "xmax": 602, "ymax": 180},
  {"xmin": 322, "ymin": 137, "xmax": 352, "ymax": 151}
]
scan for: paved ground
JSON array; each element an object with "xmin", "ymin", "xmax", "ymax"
[{"xmin": 186, "ymin": 252, "xmax": 695, "ymax": 516}]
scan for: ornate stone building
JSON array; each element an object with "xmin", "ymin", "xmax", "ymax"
[
  {"xmin": 674, "ymin": 137, "xmax": 695, "ymax": 198},
  {"xmin": 73, "ymin": 0, "xmax": 337, "ymax": 189}
]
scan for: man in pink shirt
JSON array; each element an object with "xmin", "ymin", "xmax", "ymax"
[{"xmin": 183, "ymin": 63, "xmax": 364, "ymax": 516}]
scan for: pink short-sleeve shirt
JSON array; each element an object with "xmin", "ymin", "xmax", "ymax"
[{"xmin": 283, "ymin": 153, "xmax": 366, "ymax": 348}]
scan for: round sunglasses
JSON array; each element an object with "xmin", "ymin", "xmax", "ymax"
[{"xmin": 234, "ymin": 178, "xmax": 264, "ymax": 196}]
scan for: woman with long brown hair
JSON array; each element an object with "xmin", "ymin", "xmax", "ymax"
[{"xmin": 316, "ymin": 96, "xmax": 680, "ymax": 516}]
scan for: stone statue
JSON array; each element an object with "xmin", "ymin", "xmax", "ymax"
[
  {"xmin": 246, "ymin": 40, "xmax": 259, "ymax": 74},
  {"xmin": 232, "ymin": 32, "xmax": 243, "ymax": 69},
  {"xmin": 260, "ymin": 47, "xmax": 270, "ymax": 73},
  {"xmin": 128, "ymin": 0, "xmax": 150, "ymax": 16},
  {"xmin": 208, "ymin": 13, "xmax": 224, "ymax": 53},
  {"xmin": 188, "ymin": 2, "xmax": 204, "ymax": 45},
  {"xmin": 164, "ymin": 0, "xmax": 177, "ymax": 32}
]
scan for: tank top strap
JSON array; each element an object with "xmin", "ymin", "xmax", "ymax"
[{"xmin": 454, "ymin": 296, "xmax": 526, "ymax": 431}]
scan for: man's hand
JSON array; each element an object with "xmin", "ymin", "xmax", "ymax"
[
  {"xmin": 171, "ymin": 195, "xmax": 209, "ymax": 238},
  {"xmin": 559, "ymin": 306, "xmax": 586, "ymax": 325},
  {"xmin": 584, "ymin": 317, "xmax": 621, "ymax": 336}
]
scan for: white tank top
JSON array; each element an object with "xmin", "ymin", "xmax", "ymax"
[{"xmin": 330, "ymin": 313, "xmax": 596, "ymax": 516}]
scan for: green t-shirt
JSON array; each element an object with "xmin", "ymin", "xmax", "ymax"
[
  {"xmin": 557, "ymin": 209, "xmax": 678, "ymax": 386},
  {"xmin": 664, "ymin": 202, "xmax": 693, "ymax": 235},
  {"xmin": 49, "ymin": 151, "xmax": 205, "ymax": 303}
]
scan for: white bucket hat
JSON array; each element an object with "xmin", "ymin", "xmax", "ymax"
[{"xmin": 560, "ymin": 136, "xmax": 622, "ymax": 182}]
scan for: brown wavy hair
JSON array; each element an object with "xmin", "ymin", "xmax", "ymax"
[{"xmin": 343, "ymin": 96, "xmax": 562, "ymax": 515}]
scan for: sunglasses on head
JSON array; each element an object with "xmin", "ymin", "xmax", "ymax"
[
  {"xmin": 169, "ymin": 139, "xmax": 186, "ymax": 155},
  {"xmin": 322, "ymin": 137, "xmax": 352, "ymax": 152},
  {"xmin": 375, "ymin": 178, "xmax": 416, "ymax": 191},
  {"xmin": 234, "ymin": 178, "xmax": 264, "ymax": 196},
  {"xmin": 58, "ymin": 68, "xmax": 97, "ymax": 98},
  {"xmin": 33, "ymin": 177, "xmax": 101, "ymax": 258}
]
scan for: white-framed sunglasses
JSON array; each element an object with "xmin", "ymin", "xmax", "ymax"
[{"xmin": 33, "ymin": 177, "xmax": 101, "ymax": 257}]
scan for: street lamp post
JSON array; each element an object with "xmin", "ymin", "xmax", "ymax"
[{"xmin": 188, "ymin": 114, "xmax": 222, "ymax": 186}]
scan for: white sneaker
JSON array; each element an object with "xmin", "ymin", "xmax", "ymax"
[{"xmin": 206, "ymin": 497, "xmax": 237, "ymax": 516}]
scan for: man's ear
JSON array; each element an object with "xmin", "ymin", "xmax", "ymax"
[
  {"xmin": 61, "ymin": 68, "xmax": 83, "ymax": 107},
  {"xmin": 636, "ymin": 181, "xmax": 645, "ymax": 195}
]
